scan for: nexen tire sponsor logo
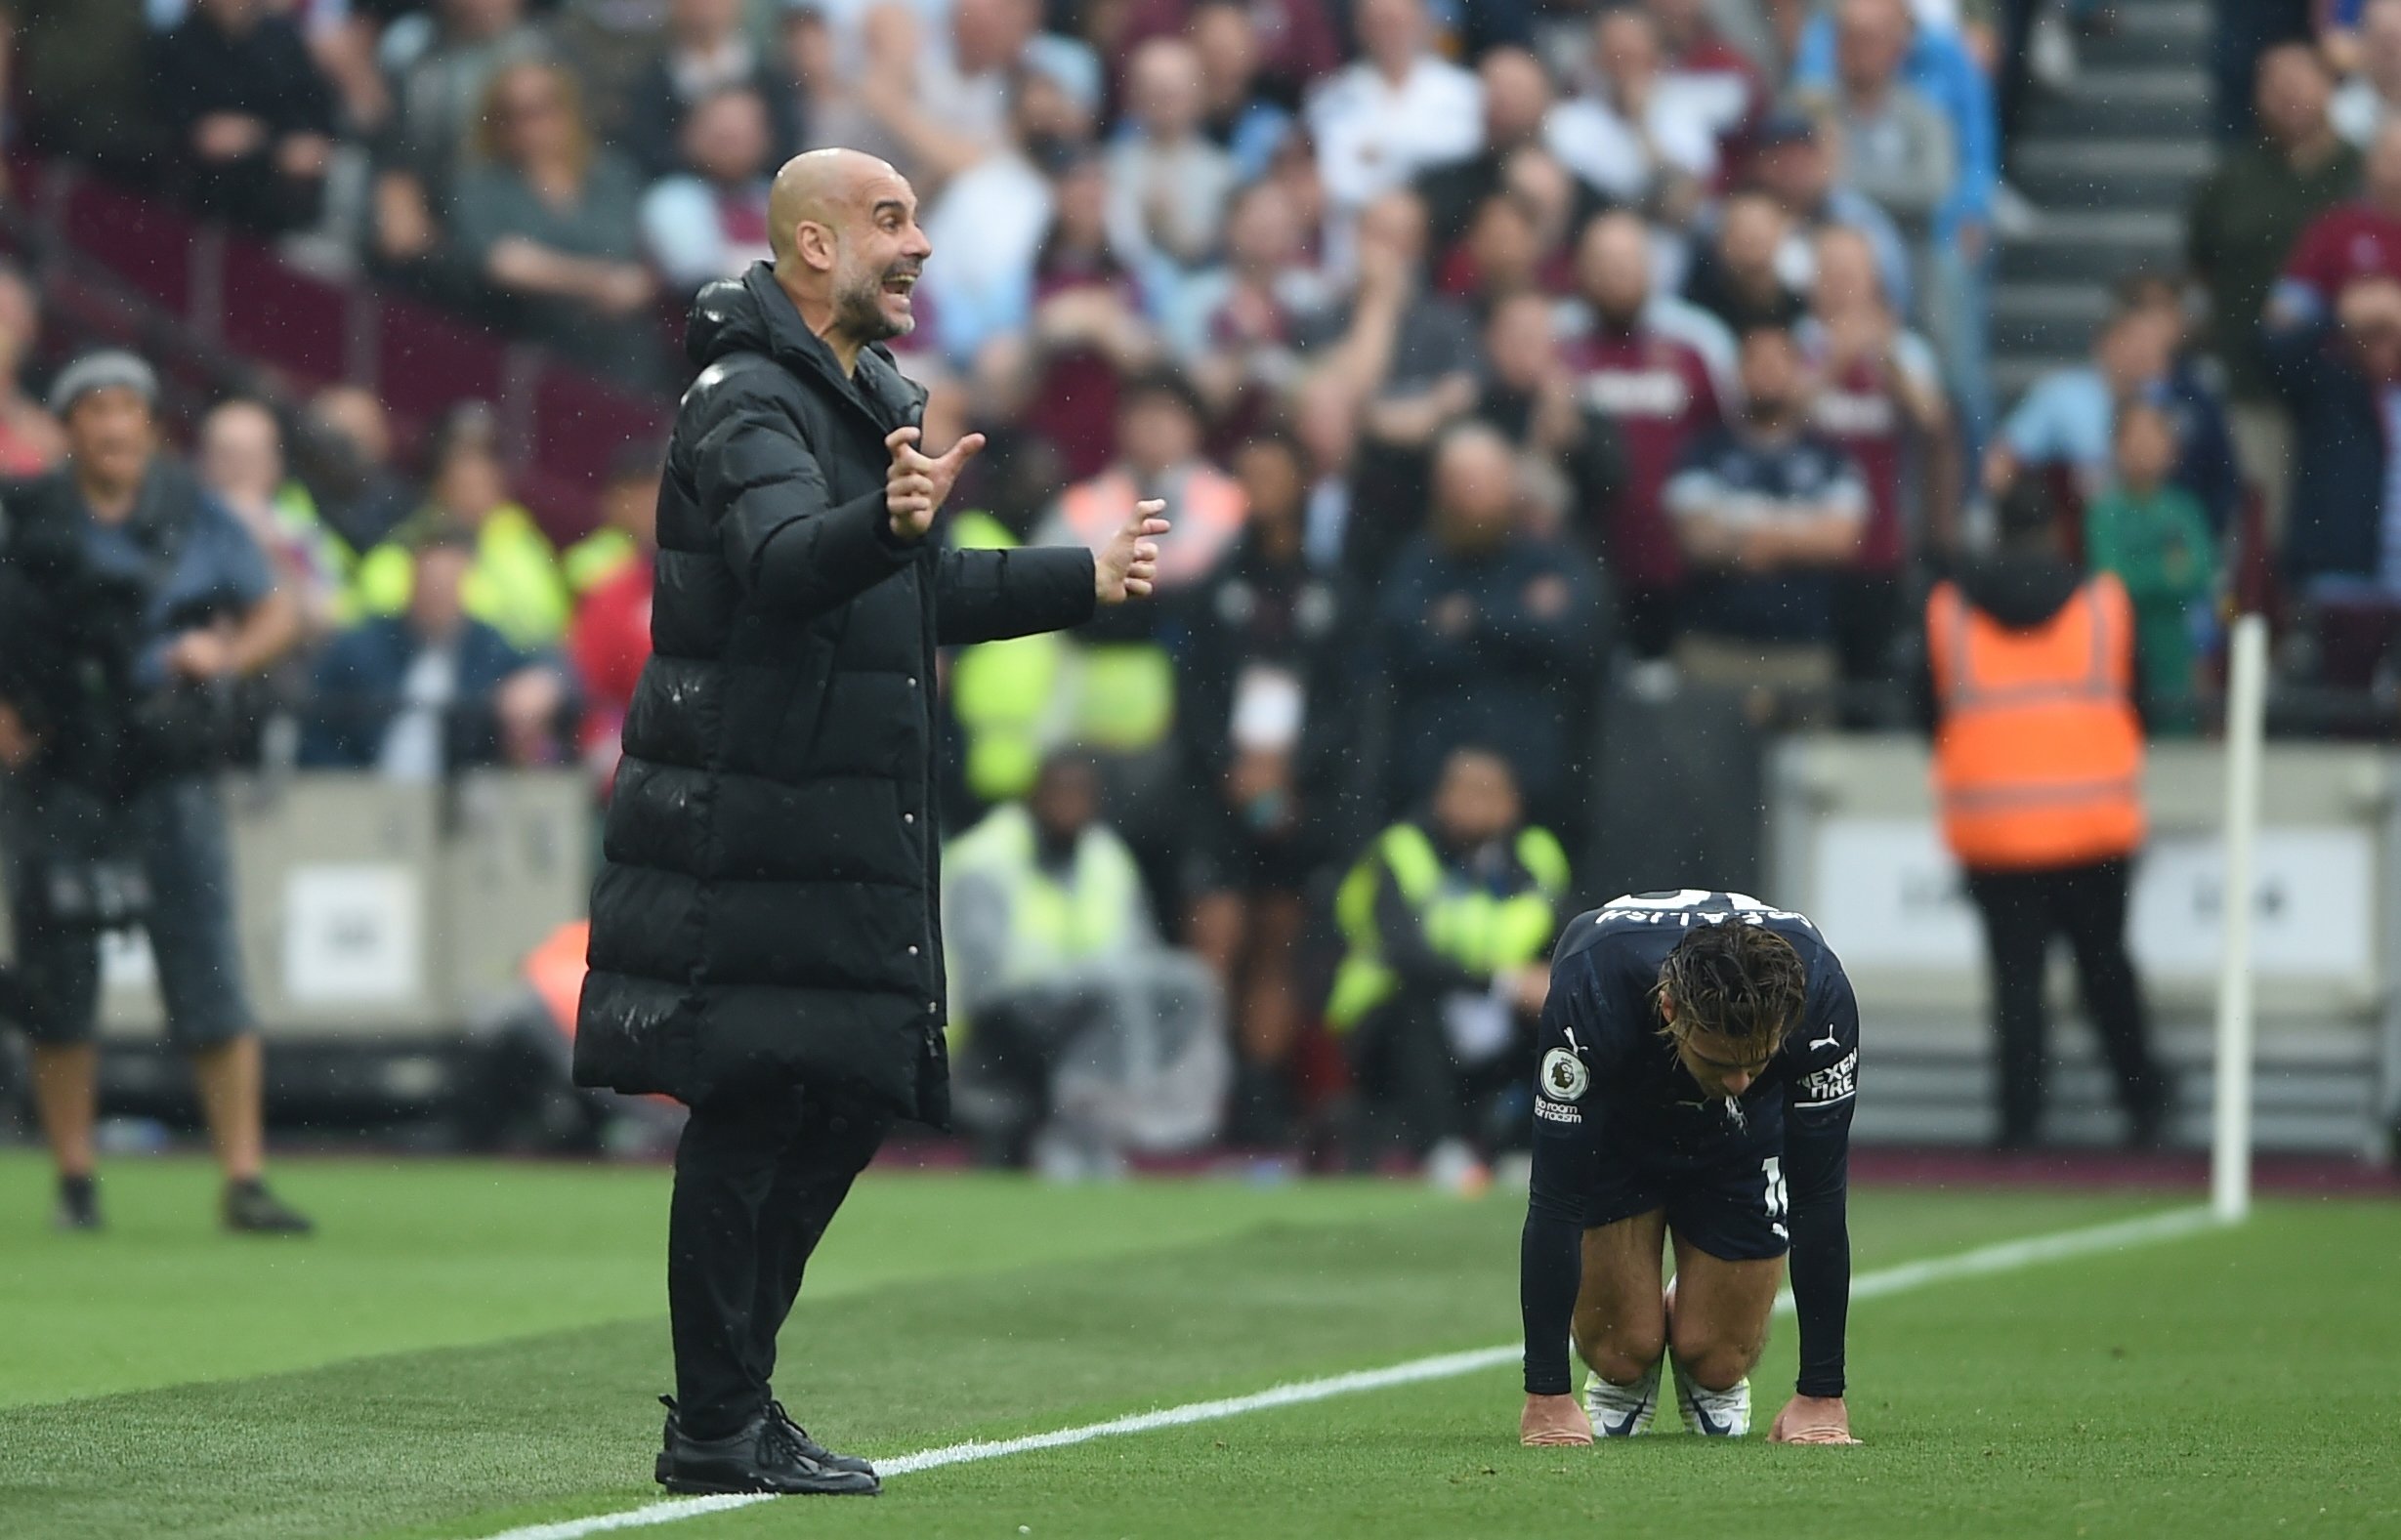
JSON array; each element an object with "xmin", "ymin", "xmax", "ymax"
[{"xmin": 1798, "ymin": 1049, "xmax": 1858, "ymax": 1105}]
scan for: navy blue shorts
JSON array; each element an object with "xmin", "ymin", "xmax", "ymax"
[
  {"xmin": 1581, "ymin": 1147, "xmax": 1793, "ymax": 1263},
  {"xmin": 0, "ymin": 777, "xmax": 252, "ymax": 1048}
]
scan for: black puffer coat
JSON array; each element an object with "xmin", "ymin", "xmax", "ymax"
[{"xmin": 574, "ymin": 264, "xmax": 1097, "ymax": 1121}]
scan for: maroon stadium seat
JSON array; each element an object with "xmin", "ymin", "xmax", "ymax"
[{"xmin": 221, "ymin": 237, "xmax": 353, "ymax": 385}]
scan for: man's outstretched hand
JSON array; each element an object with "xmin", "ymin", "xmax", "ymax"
[
  {"xmin": 1768, "ymin": 1394, "xmax": 1860, "ymax": 1445},
  {"xmin": 1519, "ymin": 1394, "xmax": 1593, "ymax": 1447},
  {"xmin": 885, "ymin": 425, "xmax": 987, "ymax": 541},
  {"xmin": 1095, "ymin": 499, "xmax": 1169, "ymax": 605}
]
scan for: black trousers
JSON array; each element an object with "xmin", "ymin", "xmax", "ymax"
[
  {"xmin": 1965, "ymin": 858, "xmax": 2168, "ymax": 1144},
  {"xmin": 1350, "ymin": 996, "xmax": 1525, "ymax": 1162},
  {"xmin": 667, "ymin": 1081, "xmax": 895, "ymax": 1438}
]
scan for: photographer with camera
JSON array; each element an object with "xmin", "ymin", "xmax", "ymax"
[{"xmin": 0, "ymin": 352, "xmax": 313, "ymax": 1233}]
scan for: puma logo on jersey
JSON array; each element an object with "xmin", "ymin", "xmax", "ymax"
[{"xmin": 1808, "ymin": 1025, "xmax": 1843, "ymax": 1053}]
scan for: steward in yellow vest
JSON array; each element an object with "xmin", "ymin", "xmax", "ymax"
[{"xmin": 1327, "ymin": 748, "xmax": 1570, "ymax": 1175}]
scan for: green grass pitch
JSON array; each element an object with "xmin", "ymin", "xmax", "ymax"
[{"xmin": 0, "ymin": 1152, "xmax": 2394, "ymax": 1540}]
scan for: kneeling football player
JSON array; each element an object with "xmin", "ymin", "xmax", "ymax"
[{"xmin": 1517, "ymin": 892, "xmax": 1860, "ymax": 1446}]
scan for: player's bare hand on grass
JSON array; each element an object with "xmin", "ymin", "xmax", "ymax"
[
  {"xmin": 884, "ymin": 425, "xmax": 986, "ymax": 540},
  {"xmin": 1519, "ymin": 1394, "xmax": 1594, "ymax": 1447},
  {"xmin": 1768, "ymin": 1394, "xmax": 1859, "ymax": 1445},
  {"xmin": 1096, "ymin": 499, "xmax": 1170, "ymax": 605}
]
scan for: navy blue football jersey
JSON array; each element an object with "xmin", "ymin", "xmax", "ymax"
[{"xmin": 1532, "ymin": 890, "xmax": 1861, "ymax": 1174}]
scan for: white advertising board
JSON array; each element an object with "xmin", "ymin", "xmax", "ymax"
[
  {"xmin": 1808, "ymin": 818, "xmax": 2376, "ymax": 981},
  {"xmin": 281, "ymin": 864, "xmax": 424, "ymax": 1004}
]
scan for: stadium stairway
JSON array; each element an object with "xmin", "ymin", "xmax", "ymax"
[{"xmin": 1994, "ymin": 0, "xmax": 2215, "ymax": 401}]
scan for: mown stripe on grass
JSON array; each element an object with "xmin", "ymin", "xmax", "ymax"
[{"xmin": 477, "ymin": 1204, "xmax": 2224, "ymax": 1540}]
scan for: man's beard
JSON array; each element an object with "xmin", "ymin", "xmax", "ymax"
[{"xmin": 834, "ymin": 266, "xmax": 913, "ymax": 343}]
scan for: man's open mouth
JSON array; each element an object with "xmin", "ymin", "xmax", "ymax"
[{"xmin": 882, "ymin": 272, "xmax": 918, "ymax": 296}]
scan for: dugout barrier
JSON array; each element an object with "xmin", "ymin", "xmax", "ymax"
[
  {"xmin": 0, "ymin": 771, "xmax": 591, "ymax": 1124},
  {"xmin": 1768, "ymin": 735, "xmax": 2401, "ymax": 1156}
]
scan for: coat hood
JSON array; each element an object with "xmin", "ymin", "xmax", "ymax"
[
  {"xmin": 1956, "ymin": 551, "xmax": 2083, "ymax": 631},
  {"xmin": 686, "ymin": 262, "xmax": 928, "ymax": 426}
]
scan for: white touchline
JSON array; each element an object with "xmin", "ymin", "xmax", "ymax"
[{"xmin": 472, "ymin": 1204, "xmax": 2225, "ymax": 1540}]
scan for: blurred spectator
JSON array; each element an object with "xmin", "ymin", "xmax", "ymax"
[
  {"xmin": 1170, "ymin": 180, "xmax": 1328, "ymax": 423},
  {"xmin": 1020, "ymin": 148, "xmax": 1165, "ymax": 479},
  {"xmin": 195, "ymin": 399, "xmax": 350, "ymax": 645},
  {"xmin": 916, "ymin": 71, "xmax": 1078, "ymax": 365},
  {"xmin": 371, "ymin": 0, "xmax": 549, "ymax": 269},
  {"xmin": 1792, "ymin": 1, "xmax": 1998, "ymax": 433},
  {"xmin": 2084, "ymin": 401, "xmax": 2220, "ymax": 727},
  {"xmin": 2333, "ymin": 0, "xmax": 2401, "ymax": 144},
  {"xmin": 2119, "ymin": 271, "xmax": 2244, "ymax": 534},
  {"xmin": 2189, "ymin": 44, "xmax": 2360, "ymax": 413},
  {"xmin": 567, "ymin": 447, "xmax": 660, "ymax": 792},
  {"xmin": 1032, "ymin": 370, "xmax": 1243, "ymax": 895},
  {"xmin": 1474, "ymin": 288, "xmax": 1628, "ymax": 519},
  {"xmin": 1304, "ymin": 0, "xmax": 1483, "ymax": 255},
  {"xmin": 1106, "ymin": 39, "xmax": 1240, "ymax": 285},
  {"xmin": 1042, "ymin": 369, "xmax": 1246, "ymax": 589},
  {"xmin": 1116, "ymin": 0, "xmax": 1344, "ymax": 106},
  {"xmin": 1435, "ymin": 149, "xmax": 1590, "ymax": 310},
  {"xmin": 1994, "ymin": 285, "xmax": 2240, "ymax": 532},
  {"xmin": 1665, "ymin": 323, "xmax": 1870, "ymax": 689},
  {"xmin": 1683, "ymin": 190, "xmax": 1807, "ymax": 333},
  {"xmin": 563, "ymin": 442, "xmax": 662, "ymax": 599},
  {"xmin": 1812, "ymin": 0, "xmax": 1958, "ymax": 244},
  {"xmin": 2272, "ymin": 118, "xmax": 2401, "ymax": 332},
  {"xmin": 151, "ymin": 0, "xmax": 339, "ymax": 235},
  {"xmin": 850, "ymin": 0, "xmax": 1097, "ymax": 196},
  {"xmin": 1644, "ymin": 0, "xmax": 1768, "ymax": 133},
  {"xmin": 292, "ymin": 386, "xmax": 414, "ymax": 554},
  {"xmin": 1377, "ymin": 424, "xmax": 1600, "ymax": 822},
  {"xmin": 357, "ymin": 407, "xmax": 569, "ymax": 650},
  {"xmin": 1178, "ymin": 432, "xmax": 1358, "ymax": 1145},
  {"xmin": 1800, "ymin": 225, "xmax": 1959, "ymax": 685},
  {"xmin": 1543, "ymin": 6, "xmax": 1717, "ymax": 221},
  {"xmin": 620, "ymin": 0, "xmax": 798, "ymax": 181},
  {"xmin": 1558, "ymin": 209, "xmax": 1731, "ymax": 659},
  {"xmin": 1416, "ymin": 47, "xmax": 1595, "ymax": 256},
  {"xmin": 944, "ymin": 753, "xmax": 1229, "ymax": 1174},
  {"xmin": 2262, "ymin": 274, "xmax": 2401, "ymax": 594},
  {"xmin": 640, "ymin": 84, "xmax": 777, "ymax": 297},
  {"xmin": 1186, "ymin": 0, "xmax": 1298, "ymax": 184},
  {"xmin": 1302, "ymin": 189, "xmax": 1482, "ymax": 579},
  {"xmin": 1791, "ymin": 0, "xmax": 1997, "ymax": 243},
  {"xmin": 301, "ymin": 527, "xmax": 569, "ymax": 777},
  {"xmin": 1325, "ymin": 745, "xmax": 1566, "ymax": 1184},
  {"xmin": 453, "ymin": 61, "xmax": 662, "ymax": 383},
  {"xmin": 0, "ymin": 264, "xmax": 65, "ymax": 477},
  {"xmin": 1746, "ymin": 110, "xmax": 1916, "ymax": 331},
  {"xmin": 1293, "ymin": 366, "xmax": 1363, "ymax": 570}
]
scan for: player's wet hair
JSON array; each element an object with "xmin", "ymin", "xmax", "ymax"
[{"xmin": 1654, "ymin": 923, "xmax": 1807, "ymax": 1059}]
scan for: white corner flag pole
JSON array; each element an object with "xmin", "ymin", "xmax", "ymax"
[{"xmin": 2211, "ymin": 613, "xmax": 2269, "ymax": 1223}]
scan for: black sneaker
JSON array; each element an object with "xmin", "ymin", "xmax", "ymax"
[
  {"xmin": 223, "ymin": 1180, "xmax": 315, "ymax": 1235},
  {"xmin": 769, "ymin": 1400, "xmax": 877, "ymax": 1478},
  {"xmin": 54, "ymin": 1173, "xmax": 102, "ymax": 1232},
  {"xmin": 654, "ymin": 1400, "xmax": 879, "ymax": 1497}
]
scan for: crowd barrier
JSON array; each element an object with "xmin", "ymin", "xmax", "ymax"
[
  {"xmin": 3, "ymin": 752, "xmax": 2395, "ymax": 1154},
  {"xmin": 1770, "ymin": 736, "xmax": 2401, "ymax": 1154},
  {"xmin": 0, "ymin": 771, "xmax": 591, "ymax": 1046}
]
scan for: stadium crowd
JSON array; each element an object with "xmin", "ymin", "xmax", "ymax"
[{"xmin": 0, "ymin": 0, "xmax": 2386, "ymax": 1173}]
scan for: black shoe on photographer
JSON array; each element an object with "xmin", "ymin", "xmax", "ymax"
[
  {"xmin": 54, "ymin": 1173, "xmax": 103, "ymax": 1232},
  {"xmin": 223, "ymin": 1179, "xmax": 314, "ymax": 1235},
  {"xmin": 655, "ymin": 1404, "xmax": 879, "ymax": 1496}
]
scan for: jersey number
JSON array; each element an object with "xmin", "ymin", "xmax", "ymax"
[{"xmin": 1762, "ymin": 1156, "xmax": 1789, "ymax": 1220}]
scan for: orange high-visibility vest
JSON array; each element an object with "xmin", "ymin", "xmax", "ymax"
[
  {"xmin": 1926, "ymin": 574, "xmax": 2145, "ymax": 871},
  {"xmin": 1058, "ymin": 465, "xmax": 1247, "ymax": 587}
]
